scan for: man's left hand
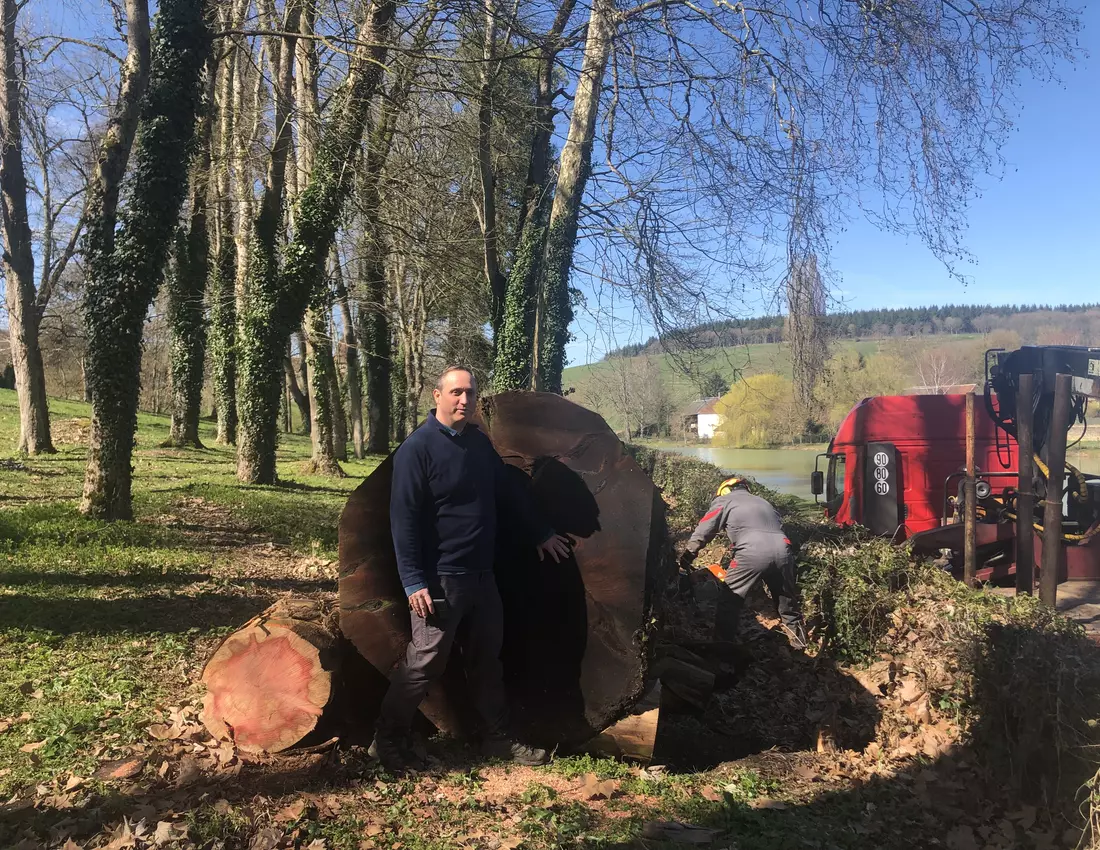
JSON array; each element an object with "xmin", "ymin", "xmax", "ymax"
[{"xmin": 537, "ymin": 533, "xmax": 572, "ymax": 563}]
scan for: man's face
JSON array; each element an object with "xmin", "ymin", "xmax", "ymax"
[{"xmin": 434, "ymin": 370, "xmax": 476, "ymax": 427}]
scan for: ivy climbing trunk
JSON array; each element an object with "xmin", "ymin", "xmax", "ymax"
[
  {"xmin": 234, "ymin": 2, "xmax": 301, "ymax": 482},
  {"xmin": 335, "ymin": 265, "xmax": 364, "ymax": 457},
  {"xmin": 534, "ymin": 0, "xmax": 614, "ymax": 394},
  {"xmin": 235, "ymin": 0, "xmax": 396, "ymax": 483},
  {"xmin": 361, "ymin": 213, "xmax": 391, "ymax": 454},
  {"xmin": 166, "ymin": 63, "xmax": 215, "ymax": 448},
  {"xmin": 305, "ymin": 306, "xmax": 343, "ymax": 475},
  {"xmin": 81, "ymin": 0, "xmax": 209, "ymax": 519},
  {"xmin": 285, "ymin": 349, "xmax": 309, "ymax": 431},
  {"xmin": 491, "ymin": 0, "xmax": 577, "ymax": 393},
  {"xmin": 210, "ymin": 1, "xmax": 240, "ymax": 447},
  {"xmin": 0, "ymin": 0, "xmax": 54, "ymax": 454}
]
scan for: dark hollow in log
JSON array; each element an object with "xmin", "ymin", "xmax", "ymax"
[
  {"xmin": 200, "ymin": 597, "xmax": 339, "ymax": 753},
  {"xmin": 338, "ymin": 391, "xmax": 672, "ymax": 746}
]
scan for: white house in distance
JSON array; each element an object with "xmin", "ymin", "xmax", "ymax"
[{"xmin": 683, "ymin": 398, "xmax": 721, "ymax": 440}]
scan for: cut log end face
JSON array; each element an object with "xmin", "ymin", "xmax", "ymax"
[{"xmin": 201, "ymin": 621, "xmax": 332, "ymax": 753}]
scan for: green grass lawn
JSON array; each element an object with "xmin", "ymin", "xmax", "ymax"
[{"xmin": 0, "ymin": 389, "xmax": 1083, "ymax": 849}]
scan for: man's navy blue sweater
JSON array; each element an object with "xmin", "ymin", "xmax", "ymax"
[{"xmin": 390, "ymin": 411, "xmax": 553, "ymax": 595}]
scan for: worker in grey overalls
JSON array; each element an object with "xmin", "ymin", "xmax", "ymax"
[{"xmin": 679, "ymin": 477, "xmax": 808, "ymax": 649}]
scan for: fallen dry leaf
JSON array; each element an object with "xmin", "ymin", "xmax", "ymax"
[
  {"xmin": 147, "ymin": 724, "xmax": 179, "ymax": 741},
  {"xmin": 1008, "ymin": 805, "xmax": 1037, "ymax": 830},
  {"xmin": 360, "ymin": 843, "xmax": 376, "ymax": 850},
  {"xmin": 305, "ymin": 840, "xmax": 327, "ymax": 850},
  {"xmin": 95, "ymin": 757, "xmax": 145, "ymax": 781},
  {"xmin": 749, "ymin": 798, "xmax": 789, "ymax": 811},
  {"xmin": 581, "ymin": 773, "xmax": 618, "ymax": 800},
  {"xmin": 175, "ymin": 757, "xmax": 200, "ymax": 786},
  {"xmin": 275, "ymin": 799, "xmax": 308, "ymax": 824},
  {"xmin": 498, "ymin": 837, "xmax": 524, "ymax": 849},
  {"xmin": 61, "ymin": 839, "xmax": 82, "ymax": 850},
  {"xmin": 103, "ymin": 818, "xmax": 136, "ymax": 850},
  {"xmin": 944, "ymin": 824, "xmax": 977, "ymax": 850},
  {"xmin": 364, "ymin": 824, "xmax": 384, "ymax": 837},
  {"xmin": 19, "ymin": 739, "xmax": 46, "ymax": 753},
  {"xmin": 248, "ymin": 827, "xmax": 283, "ymax": 850},
  {"xmin": 699, "ymin": 786, "xmax": 723, "ymax": 802},
  {"xmin": 63, "ymin": 775, "xmax": 84, "ymax": 792}
]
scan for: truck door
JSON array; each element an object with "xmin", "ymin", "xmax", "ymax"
[{"xmin": 864, "ymin": 442, "xmax": 900, "ymax": 537}]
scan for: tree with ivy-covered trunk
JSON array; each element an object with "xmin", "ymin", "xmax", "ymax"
[
  {"xmin": 532, "ymin": 0, "xmax": 613, "ymax": 394},
  {"xmin": 304, "ymin": 301, "xmax": 344, "ymax": 476},
  {"xmin": 80, "ymin": 0, "xmax": 209, "ymax": 520},
  {"xmin": 164, "ymin": 63, "xmax": 215, "ymax": 449},
  {"xmin": 235, "ymin": 0, "xmax": 397, "ymax": 484}
]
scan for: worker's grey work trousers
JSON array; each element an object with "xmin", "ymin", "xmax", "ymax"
[
  {"xmin": 720, "ymin": 533, "xmax": 802, "ymax": 633},
  {"xmin": 377, "ymin": 571, "xmax": 509, "ymax": 738}
]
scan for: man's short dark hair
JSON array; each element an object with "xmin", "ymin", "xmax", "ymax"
[{"xmin": 435, "ymin": 365, "xmax": 476, "ymax": 391}]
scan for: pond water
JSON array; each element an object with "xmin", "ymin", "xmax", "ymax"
[
  {"xmin": 656, "ymin": 443, "xmax": 1100, "ymax": 503},
  {"xmin": 655, "ymin": 444, "xmax": 823, "ymax": 501}
]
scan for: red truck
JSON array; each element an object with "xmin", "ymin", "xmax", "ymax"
[{"xmin": 812, "ymin": 372, "xmax": 1100, "ymax": 582}]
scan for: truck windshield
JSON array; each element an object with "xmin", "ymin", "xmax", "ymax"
[{"xmin": 827, "ymin": 454, "xmax": 846, "ymax": 508}]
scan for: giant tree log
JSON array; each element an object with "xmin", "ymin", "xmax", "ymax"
[
  {"xmin": 200, "ymin": 597, "xmax": 339, "ymax": 753},
  {"xmin": 338, "ymin": 391, "xmax": 672, "ymax": 746}
]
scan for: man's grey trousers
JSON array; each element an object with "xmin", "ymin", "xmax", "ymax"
[{"xmin": 377, "ymin": 572, "xmax": 508, "ymax": 738}]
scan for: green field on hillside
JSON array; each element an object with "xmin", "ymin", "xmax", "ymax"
[{"xmin": 562, "ymin": 335, "xmax": 982, "ymax": 431}]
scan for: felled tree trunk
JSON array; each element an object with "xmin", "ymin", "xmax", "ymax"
[
  {"xmin": 338, "ymin": 391, "xmax": 672, "ymax": 747},
  {"xmin": 200, "ymin": 597, "xmax": 339, "ymax": 753}
]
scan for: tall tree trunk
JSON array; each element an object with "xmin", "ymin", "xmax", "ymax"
[
  {"xmin": 236, "ymin": 0, "xmax": 396, "ymax": 483},
  {"xmin": 166, "ymin": 61, "xmax": 215, "ymax": 448},
  {"xmin": 295, "ymin": 330, "xmax": 311, "ymax": 432},
  {"xmin": 361, "ymin": 219, "xmax": 391, "ymax": 454},
  {"xmin": 477, "ymin": 0, "xmax": 506, "ymax": 336},
  {"xmin": 334, "ymin": 255, "xmax": 364, "ymax": 457},
  {"xmin": 284, "ymin": 348, "xmax": 310, "ymax": 430},
  {"xmin": 329, "ymin": 335, "xmax": 348, "ymax": 460},
  {"xmin": 211, "ymin": 0, "xmax": 242, "ymax": 446},
  {"xmin": 0, "ymin": 0, "xmax": 54, "ymax": 454},
  {"xmin": 533, "ymin": 0, "xmax": 613, "ymax": 394},
  {"xmin": 81, "ymin": 0, "xmax": 209, "ymax": 520},
  {"xmin": 492, "ymin": 0, "xmax": 577, "ymax": 392},
  {"xmin": 294, "ymin": 4, "xmax": 343, "ymax": 473},
  {"xmin": 304, "ymin": 306, "xmax": 343, "ymax": 475},
  {"xmin": 391, "ymin": 328, "xmax": 407, "ymax": 443}
]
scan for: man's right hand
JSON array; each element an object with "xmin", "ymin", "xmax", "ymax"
[
  {"xmin": 678, "ymin": 550, "xmax": 695, "ymax": 572},
  {"xmin": 408, "ymin": 588, "xmax": 435, "ymax": 618}
]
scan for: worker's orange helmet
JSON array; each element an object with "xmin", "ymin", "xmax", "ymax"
[{"xmin": 716, "ymin": 477, "xmax": 746, "ymax": 496}]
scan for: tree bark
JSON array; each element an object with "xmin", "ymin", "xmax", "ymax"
[
  {"xmin": 166, "ymin": 59, "xmax": 216, "ymax": 448},
  {"xmin": 81, "ymin": 0, "xmax": 209, "ymax": 520},
  {"xmin": 295, "ymin": 331, "xmax": 311, "ymax": 433},
  {"xmin": 492, "ymin": 0, "xmax": 577, "ymax": 392},
  {"xmin": 477, "ymin": 0, "xmax": 506, "ymax": 336},
  {"xmin": 284, "ymin": 348, "xmax": 310, "ymax": 431},
  {"xmin": 305, "ymin": 307, "xmax": 344, "ymax": 476},
  {"xmin": 0, "ymin": 0, "xmax": 54, "ymax": 454},
  {"xmin": 334, "ymin": 254, "xmax": 364, "ymax": 457},
  {"xmin": 236, "ymin": 0, "xmax": 397, "ymax": 483},
  {"xmin": 210, "ymin": 0, "xmax": 243, "ymax": 447},
  {"xmin": 534, "ymin": 0, "xmax": 614, "ymax": 393}
]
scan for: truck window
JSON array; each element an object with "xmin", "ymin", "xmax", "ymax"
[{"xmin": 827, "ymin": 454, "xmax": 846, "ymax": 507}]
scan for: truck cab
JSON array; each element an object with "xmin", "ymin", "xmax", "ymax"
[{"xmin": 812, "ymin": 394, "xmax": 1018, "ymax": 540}]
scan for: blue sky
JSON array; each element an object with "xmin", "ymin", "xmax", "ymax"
[
  {"xmin": 829, "ymin": 4, "xmax": 1099, "ymax": 313},
  {"xmin": 567, "ymin": 3, "xmax": 1100, "ymax": 364}
]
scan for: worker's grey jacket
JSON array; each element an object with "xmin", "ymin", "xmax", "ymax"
[{"xmin": 685, "ymin": 488, "xmax": 788, "ymax": 560}]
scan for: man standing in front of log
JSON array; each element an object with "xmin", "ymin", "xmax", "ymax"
[{"xmin": 371, "ymin": 366, "xmax": 572, "ymax": 773}]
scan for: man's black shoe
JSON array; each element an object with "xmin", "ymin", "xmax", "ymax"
[
  {"xmin": 369, "ymin": 733, "xmax": 426, "ymax": 773},
  {"xmin": 481, "ymin": 738, "xmax": 551, "ymax": 766}
]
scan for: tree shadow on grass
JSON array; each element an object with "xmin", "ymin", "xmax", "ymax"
[{"xmin": 0, "ymin": 592, "xmax": 284, "ymax": 635}]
